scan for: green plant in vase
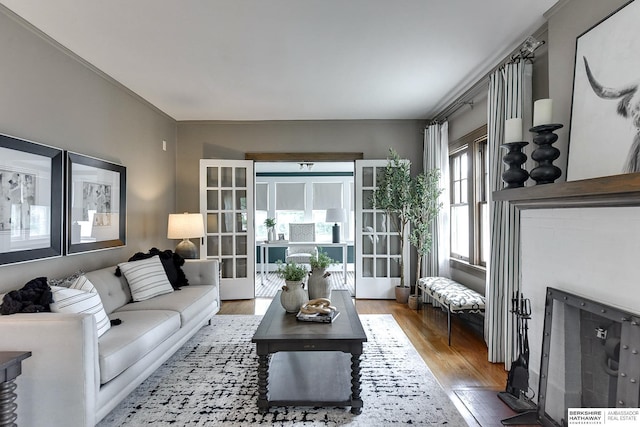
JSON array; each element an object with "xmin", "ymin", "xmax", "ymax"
[
  {"xmin": 276, "ymin": 261, "xmax": 309, "ymax": 313},
  {"xmin": 275, "ymin": 261, "xmax": 308, "ymax": 283},
  {"xmin": 308, "ymin": 250, "xmax": 336, "ymax": 300},
  {"xmin": 264, "ymin": 218, "xmax": 276, "ymax": 241},
  {"xmin": 309, "ymin": 250, "xmax": 335, "ymax": 271}
]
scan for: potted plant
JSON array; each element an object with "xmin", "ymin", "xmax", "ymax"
[
  {"xmin": 372, "ymin": 148, "xmax": 413, "ymax": 303},
  {"xmin": 264, "ymin": 217, "xmax": 276, "ymax": 241},
  {"xmin": 275, "ymin": 261, "xmax": 309, "ymax": 313},
  {"xmin": 407, "ymin": 170, "xmax": 443, "ymax": 309},
  {"xmin": 308, "ymin": 250, "xmax": 336, "ymax": 300}
]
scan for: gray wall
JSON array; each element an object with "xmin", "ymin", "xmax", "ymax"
[
  {"xmin": 176, "ymin": 120, "xmax": 424, "ymax": 212},
  {"xmin": 547, "ymin": 0, "xmax": 629, "ymax": 178},
  {"xmin": 0, "ymin": 9, "xmax": 177, "ymax": 292}
]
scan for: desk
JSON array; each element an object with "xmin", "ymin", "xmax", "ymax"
[{"xmin": 259, "ymin": 241, "xmax": 349, "ymax": 285}]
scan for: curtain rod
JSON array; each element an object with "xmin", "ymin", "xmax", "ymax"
[{"xmin": 428, "ymin": 26, "xmax": 548, "ymax": 125}]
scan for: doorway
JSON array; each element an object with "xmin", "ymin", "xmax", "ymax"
[{"xmin": 254, "ymin": 161, "xmax": 355, "ymax": 298}]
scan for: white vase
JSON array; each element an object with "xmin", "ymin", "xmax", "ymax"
[
  {"xmin": 308, "ymin": 268, "xmax": 331, "ymax": 300},
  {"xmin": 268, "ymin": 228, "xmax": 276, "ymax": 242},
  {"xmin": 280, "ymin": 280, "xmax": 308, "ymax": 313}
]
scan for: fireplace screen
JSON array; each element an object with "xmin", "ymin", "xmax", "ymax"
[{"xmin": 536, "ymin": 288, "xmax": 640, "ymax": 426}]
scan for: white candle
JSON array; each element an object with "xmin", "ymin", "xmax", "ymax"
[
  {"xmin": 504, "ymin": 118, "xmax": 523, "ymax": 143},
  {"xmin": 533, "ymin": 99, "xmax": 553, "ymax": 126}
]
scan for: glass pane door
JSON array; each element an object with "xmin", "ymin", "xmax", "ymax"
[
  {"xmin": 355, "ymin": 160, "xmax": 409, "ymax": 298},
  {"xmin": 200, "ymin": 159, "xmax": 254, "ymax": 300}
]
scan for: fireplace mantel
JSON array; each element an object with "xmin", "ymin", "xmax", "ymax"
[{"xmin": 492, "ymin": 172, "xmax": 640, "ymax": 209}]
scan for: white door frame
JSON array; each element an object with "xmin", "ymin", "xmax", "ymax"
[
  {"xmin": 200, "ymin": 159, "xmax": 255, "ymax": 300},
  {"xmin": 354, "ymin": 159, "xmax": 410, "ymax": 299}
]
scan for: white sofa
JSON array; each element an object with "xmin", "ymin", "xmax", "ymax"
[{"xmin": 0, "ymin": 259, "xmax": 220, "ymax": 427}]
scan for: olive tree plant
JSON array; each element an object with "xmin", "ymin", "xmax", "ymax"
[
  {"xmin": 372, "ymin": 148, "xmax": 412, "ymax": 288},
  {"xmin": 408, "ymin": 169, "xmax": 443, "ymax": 292}
]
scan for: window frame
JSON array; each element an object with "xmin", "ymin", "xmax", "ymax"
[{"xmin": 448, "ymin": 125, "xmax": 488, "ymax": 278}]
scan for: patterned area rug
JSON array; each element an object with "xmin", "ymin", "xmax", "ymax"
[{"xmin": 98, "ymin": 315, "xmax": 467, "ymax": 426}]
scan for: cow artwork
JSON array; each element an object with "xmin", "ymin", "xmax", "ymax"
[{"xmin": 583, "ymin": 56, "xmax": 640, "ymax": 173}]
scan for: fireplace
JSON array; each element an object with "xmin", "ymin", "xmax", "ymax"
[{"xmin": 531, "ymin": 288, "xmax": 640, "ymax": 426}]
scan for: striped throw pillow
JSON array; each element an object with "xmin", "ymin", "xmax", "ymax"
[
  {"xmin": 118, "ymin": 255, "xmax": 174, "ymax": 302},
  {"xmin": 50, "ymin": 275, "xmax": 111, "ymax": 337}
]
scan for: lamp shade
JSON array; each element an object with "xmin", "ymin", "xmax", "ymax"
[
  {"xmin": 325, "ymin": 208, "xmax": 346, "ymax": 224},
  {"xmin": 167, "ymin": 213, "xmax": 204, "ymax": 239}
]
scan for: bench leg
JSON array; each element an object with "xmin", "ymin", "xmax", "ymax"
[{"xmin": 447, "ymin": 309, "xmax": 451, "ymax": 346}]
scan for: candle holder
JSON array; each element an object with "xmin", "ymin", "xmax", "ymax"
[
  {"xmin": 529, "ymin": 123, "xmax": 563, "ymax": 185},
  {"xmin": 500, "ymin": 141, "xmax": 529, "ymax": 188}
]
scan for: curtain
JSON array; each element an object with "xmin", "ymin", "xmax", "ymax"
[
  {"xmin": 312, "ymin": 183, "xmax": 343, "ymax": 209},
  {"xmin": 485, "ymin": 60, "xmax": 532, "ymax": 367},
  {"xmin": 422, "ymin": 121, "xmax": 451, "ymax": 285},
  {"xmin": 276, "ymin": 183, "xmax": 305, "ymax": 210},
  {"xmin": 256, "ymin": 183, "xmax": 268, "ymax": 211}
]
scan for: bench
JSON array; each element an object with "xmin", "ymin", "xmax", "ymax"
[{"xmin": 417, "ymin": 277, "xmax": 485, "ymax": 346}]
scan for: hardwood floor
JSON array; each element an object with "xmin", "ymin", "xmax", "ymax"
[{"xmin": 219, "ymin": 298, "xmax": 528, "ymax": 426}]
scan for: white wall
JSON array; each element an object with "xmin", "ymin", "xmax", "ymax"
[{"xmin": 0, "ymin": 8, "xmax": 177, "ymax": 292}]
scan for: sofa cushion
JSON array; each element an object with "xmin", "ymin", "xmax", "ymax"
[
  {"xmin": 50, "ymin": 276, "xmax": 111, "ymax": 337},
  {"xmin": 118, "ymin": 256, "xmax": 174, "ymax": 302},
  {"xmin": 98, "ymin": 309, "xmax": 180, "ymax": 384},
  {"xmin": 114, "ymin": 285, "xmax": 217, "ymax": 326},
  {"xmin": 120, "ymin": 248, "xmax": 189, "ymax": 289},
  {"xmin": 84, "ymin": 267, "xmax": 132, "ymax": 315}
]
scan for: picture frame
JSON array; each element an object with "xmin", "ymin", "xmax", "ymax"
[
  {"xmin": 567, "ymin": 0, "xmax": 640, "ymax": 181},
  {"xmin": 66, "ymin": 152, "xmax": 126, "ymax": 254},
  {"xmin": 0, "ymin": 133, "xmax": 63, "ymax": 265}
]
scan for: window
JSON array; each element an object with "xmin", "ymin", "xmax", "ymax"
[
  {"xmin": 449, "ymin": 126, "xmax": 488, "ymax": 272},
  {"xmin": 256, "ymin": 175, "xmax": 354, "ymax": 241}
]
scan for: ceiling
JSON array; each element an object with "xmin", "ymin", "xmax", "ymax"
[{"xmin": 0, "ymin": 0, "xmax": 557, "ymax": 121}]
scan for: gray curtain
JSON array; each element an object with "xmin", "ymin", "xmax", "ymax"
[
  {"xmin": 422, "ymin": 122, "xmax": 450, "ymax": 305},
  {"xmin": 485, "ymin": 60, "xmax": 532, "ymax": 367}
]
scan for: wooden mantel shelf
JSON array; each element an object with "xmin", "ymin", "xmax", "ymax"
[{"xmin": 492, "ymin": 173, "xmax": 640, "ymax": 209}]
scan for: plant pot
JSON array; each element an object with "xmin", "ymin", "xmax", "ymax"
[
  {"xmin": 395, "ymin": 286, "xmax": 410, "ymax": 304},
  {"xmin": 408, "ymin": 294, "xmax": 419, "ymax": 310},
  {"xmin": 267, "ymin": 228, "xmax": 276, "ymax": 242},
  {"xmin": 308, "ymin": 267, "xmax": 331, "ymax": 300},
  {"xmin": 280, "ymin": 280, "xmax": 309, "ymax": 313}
]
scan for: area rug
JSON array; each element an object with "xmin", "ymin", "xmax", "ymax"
[{"xmin": 98, "ymin": 315, "xmax": 467, "ymax": 426}]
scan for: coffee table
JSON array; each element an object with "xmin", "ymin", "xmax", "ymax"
[{"xmin": 251, "ymin": 290, "xmax": 367, "ymax": 414}]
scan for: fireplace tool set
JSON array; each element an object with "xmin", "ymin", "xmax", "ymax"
[{"xmin": 499, "ymin": 292, "xmax": 539, "ymax": 425}]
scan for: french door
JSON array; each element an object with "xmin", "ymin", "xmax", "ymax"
[
  {"xmin": 200, "ymin": 160, "xmax": 255, "ymax": 300},
  {"xmin": 355, "ymin": 160, "xmax": 410, "ymax": 299}
]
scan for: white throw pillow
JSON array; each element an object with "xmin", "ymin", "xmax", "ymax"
[
  {"xmin": 50, "ymin": 275, "xmax": 111, "ymax": 337},
  {"xmin": 118, "ymin": 255, "xmax": 174, "ymax": 302}
]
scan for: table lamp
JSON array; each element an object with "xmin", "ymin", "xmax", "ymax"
[
  {"xmin": 325, "ymin": 208, "xmax": 346, "ymax": 243},
  {"xmin": 167, "ymin": 213, "xmax": 204, "ymax": 259}
]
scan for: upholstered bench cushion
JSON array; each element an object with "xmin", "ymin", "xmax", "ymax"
[{"xmin": 419, "ymin": 277, "xmax": 485, "ymax": 313}]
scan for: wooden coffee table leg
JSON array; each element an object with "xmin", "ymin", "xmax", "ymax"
[
  {"xmin": 350, "ymin": 352, "xmax": 363, "ymax": 414},
  {"xmin": 257, "ymin": 354, "xmax": 270, "ymax": 413}
]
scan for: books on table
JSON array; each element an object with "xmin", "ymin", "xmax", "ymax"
[{"xmin": 296, "ymin": 309, "xmax": 340, "ymax": 323}]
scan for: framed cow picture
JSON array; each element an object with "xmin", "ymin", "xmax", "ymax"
[{"xmin": 567, "ymin": 0, "xmax": 640, "ymax": 181}]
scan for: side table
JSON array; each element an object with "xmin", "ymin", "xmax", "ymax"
[{"xmin": 0, "ymin": 351, "xmax": 31, "ymax": 427}]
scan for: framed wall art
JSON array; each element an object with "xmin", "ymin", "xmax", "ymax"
[
  {"xmin": 567, "ymin": 0, "xmax": 640, "ymax": 181},
  {"xmin": 0, "ymin": 133, "xmax": 63, "ymax": 265},
  {"xmin": 67, "ymin": 152, "xmax": 126, "ymax": 254}
]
